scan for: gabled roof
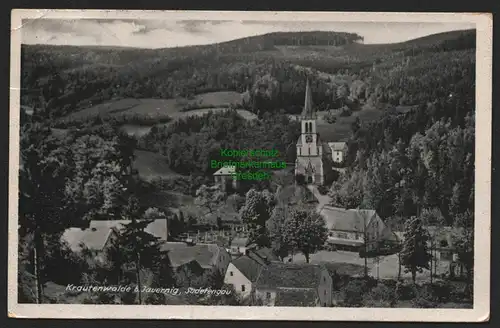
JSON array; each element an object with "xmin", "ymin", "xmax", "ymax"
[
  {"xmin": 301, "ymin": 78, "xmax": 315, "ymax": 119},
  {"xmin": 160, "ymin": 242, "xmax": 222, "ymax": 269},
  {"xmin": 319, "ymin": 206, "xmax": 376, "ymax": 232},
  {"xmin": 62, "ymin": 219, "xmax": 169, "ymax": 252},
  {"xmin": 232, "ymin": 255, "xmax": 264, "ymax": 282},
  {"xmin": 90, "ymin": 219, "xmax": 168, "ymax": 241},
  {"xmin": 275, "ymin": 288, "xmax": 319, "ymax": 307},
  {"xmin": 231, "ymin": 237, "xmax": 250, "ymax": 247},
  {"xmin": 255, "ymin": 262, "xmax": 324, "ymax": 289},
  {"xmin": 61, "ymin": 227, "xmax": 114, "ymax": 252},
  {"xmin": 213, "ymin": 166, "xmax": 236, "ymax": 176},
  {"xmin": 328, "ymin": 142, "xmax": 347, "ymax": 151}
]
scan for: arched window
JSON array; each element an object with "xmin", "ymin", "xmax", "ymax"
[
  {"xmin": 308, "ymin": 122, "xmax": 312, "ymax": 133},
  {"xmin": 304, "ymin": 122, "xmax": 309, "ymax": 133}
]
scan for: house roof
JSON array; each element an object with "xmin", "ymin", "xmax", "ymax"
[
  {"xmin": 62, "ymin": 219, "xmax": 169, "ymax": 252},
  {"xmin": 319, "ymin": 206, "xmax": 376, "ymax": 232},
  {"xmin": 275, "ymin": 288, "xmax": 318, "ymax": 307},
  {"xmin": 255, "ymin": 263, "xmax": 324, "ymax": 289},
  {"xmin": 318, "ymin": 262, "xmax": 366, "ymax": 277},
  {"xmin": 231, "ymin": 237, "xmax": 249, "ymax": 247},
  {"xmin": 90, "ymin": 219, "xmax": 168, "ymax": 241},
  {"xmin": 213, "ymin": 166, "xmax": 236, "ymax": 176},
  {"xmin": 61, "ymin": 227, "xmax": 113, "ymax": 252},
  {"xmin": 328, "ymin": 142, "xmax": 347, "ymax": 151},
  {"xmin": 232, "ymin": 255, "xmax": 264, "ymax": 282},
  {"xmin": 160, "ymin": 242, "xmax": 221, "ymax": 268}
]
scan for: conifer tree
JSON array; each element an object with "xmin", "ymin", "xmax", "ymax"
[{"xmin": 400, "ymin": 216, "xmax": 432, "ymax": 284}]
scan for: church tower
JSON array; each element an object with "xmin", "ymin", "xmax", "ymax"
[{"xmin": 295, "ymin": 78, "xmax": 324, "ymax": 185}]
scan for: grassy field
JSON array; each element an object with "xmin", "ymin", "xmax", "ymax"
[
  {"xmin": 64, "ymin": 91, "xmax": 246, "ymax": 122},
  {"xmin": 120, "ymin": 107, "xmax": 257, "ymax": 138},
  {"xmin": 290, "ymin": 108, "xmax": 385, "ymax": 142},
  {"xmin": 133, "ymin": 149, "xmax": 181, "ymax": 182}
]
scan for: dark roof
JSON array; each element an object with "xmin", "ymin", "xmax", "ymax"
[
  {"xmin": 232, "ymin": 255, "xmax": 264, "ymax": 282},
  {"xmin": 89, "ymin": 219, "xmax": 168, "ymax": 241},
  {"xmin": 301, "ymin": 78, "xmax": 315, "ymax": 119},
  {"xmin": 160, "ymin": 242, "xmax": 221, "ymax": 268},
  {"xmin": 275, "ymin": 288, "xmax": 319, "ymax": 307},
  {"xmin": 319, "ymin": 262, "xmax": 366, "ymax": 277},
  {"xmin": 255, "ymin": 263, "xmax": 324, "ymax": 289},
  {"xmin": 319, "ymin": 206, "xmax": 376, "ymax": 232}
]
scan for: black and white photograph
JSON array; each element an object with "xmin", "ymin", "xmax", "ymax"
[{"xmin": 8, "ymin": 10, "xmax": 492, "ymax": 321}]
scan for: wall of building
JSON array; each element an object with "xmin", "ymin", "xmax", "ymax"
[
  {"xmin": 214, "ymin": 247, "xmax": 231, "ymax": 276},
  {"xmin": 223, "ymin": 263, "xmax": 253, "ymax": 299},
  {"xmin": 254, "ymin": 288, "xmax": 277, "ymax": 306},
  {"xmin": 317, "ymin": 269, "xmax": 333, "ymax": 306}
]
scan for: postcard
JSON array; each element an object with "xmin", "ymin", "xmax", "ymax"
[{"xmin": 8, "ymin": 9, "xmax": 492, "ymax": 321}]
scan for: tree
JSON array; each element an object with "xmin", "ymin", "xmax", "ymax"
[
  {"xmin": 400, "ymin": 216, "xmax": 432, "ymax": 284},
  {"xmin": 19, "ymin": 123, "xmax": 71, "ymax": 303},
  {"xmin": 195, "ymin": 184, "xmax": 226, "ymax": 214},
  {"xmin": 267, "ymin": 206, "xmax": 291, "ymax": 261},
  {"xmin": 454, "ymin": 210, "xmax": 473, "ymax": 297},
  {"xmin": 283, "ymin": 208, "xmax": 328, "ymax": 263},
  {"xmin": 239, "ymin": 189, "xmax": 276, "ymax": 246},
  {"xmin": 112, "ymin": 197, "xmax": 167, "ymax": 304}
]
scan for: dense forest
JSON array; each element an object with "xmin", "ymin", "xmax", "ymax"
[
  {"xmin": 18, "ymin": 28, "xmax": 476, "ymax": 304},
  {"xmin": 21, "ymin": 29, "xmax": 475, "ymax": 118}
]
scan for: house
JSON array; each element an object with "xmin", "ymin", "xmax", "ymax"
[
  {"xmin": 61, "ymin": 219, "xmax": 169, "ymax": 262},
  {"xmin": 213, "ymin": 165, "xmax": 238, "ymax": 191},
  {"xmin": 426, "ymin": 226, "xmax": 466, "ymax": 278},
  {"xmin": 319, "ymin": 206, "xmax": 399, "ymax": 252},
  {"xmin": 160, "ymin": 241, "xmax": 231, "ymax": 277},
  {"xmin": 89, "ymin": 219, "xmax": 169, "ymax": 242},
  {"xmin": 224, "ymin": 255, "xmax": 265, "ymax": 299},
  {"xmin": 227, "ymin": 237, "xmax": 250, "ymax": 257},
  {"xmin": 327, "ymin": 142, "xmax": 348, "ymax": 165},
  {"xmin": 253, "ymin": 262, "xmax": 333, "ymax": 307}
]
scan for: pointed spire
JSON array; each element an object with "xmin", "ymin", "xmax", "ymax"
[{"xmin": 301, "ymin": 77, "xmax": 314, "ymax": 119}]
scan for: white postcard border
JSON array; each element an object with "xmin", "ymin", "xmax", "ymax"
[{"xmin": 8, "ymin": 10, "xmax": 492, "ymax": 322}]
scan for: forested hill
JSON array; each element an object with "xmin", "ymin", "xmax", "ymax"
[{"xmin": 21, "ymin": 29, "xmax": 475, "ymax": 119}]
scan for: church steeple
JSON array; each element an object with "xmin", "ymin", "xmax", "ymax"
[{"xmin": 301, "ymin": 78, "xmax": 314, "ymax": 119}]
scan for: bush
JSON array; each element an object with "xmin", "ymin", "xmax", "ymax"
[
  {"xmin": 339, "ymin": 107, "xmax": 352, "ymax": 117},
  {"xmin": 412, "ymin": 284, "xmax": 438, "ymax": 308},
  {"xmin": 295, "ymin": 174, "xmax": 305, "ymax": 185},
  {"xmin": 340, "ymin": 279, "xmax": 374, "ymax": 307},
  {"xmin": 324, "ymin": 111, "xmax": 337, "ymax": 124},
  {"xmin": 317, "ymin": 185, "xmax": 329, "ymax": 195},
  {"xmin": 395, "ymin": 281, "xmax": 417, "ymax": 301}
]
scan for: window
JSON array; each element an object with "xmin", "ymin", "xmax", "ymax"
[
  {"xmin": 323, "ymin": 276, "xmax": 326, "ymax": 283},
  {"xmin": 324, "ymin": 289, "xmax": 326, "ymax": 295},
  {"xmin": 230, "ymin": 271, "xmax": 233, "ymax": 276},
  {"xmin": 241, "ymin": 285, "xmax": 246, "ymax": 292},
  {"xmin": 266, "ymin": 292, "xmax": 271, "ymax": 300}
]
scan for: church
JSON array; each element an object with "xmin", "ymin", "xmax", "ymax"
[{"xmin": 295, "ymin": 78, "xmax": 325, "ymax": 185}]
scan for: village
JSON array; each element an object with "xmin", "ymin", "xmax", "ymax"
[{"xmin": 59, "ymin": 79, "xmax": 468, "ymax": 307}]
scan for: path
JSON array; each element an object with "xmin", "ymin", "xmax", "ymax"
[{"xmin": 307, "ymin": 184, "xmax": 331, "ymax": 212}]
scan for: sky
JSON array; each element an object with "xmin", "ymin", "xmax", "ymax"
[{"xmin": 21, "ymin": 19, "xmax": 476, "ymax": 48}]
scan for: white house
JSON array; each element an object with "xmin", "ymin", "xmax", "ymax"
[
  {"xmin": 224, "ymin": 255, "xmax": 265, "ymax": 299},
  {"xmin": 327, "ymin": 142, "xmax": 347, "ymax": 165},
  {"xmin": 213, "ymin": 165, "xmax": 238, "ymax": 191},
  {"xmin": 319, "ymin": 206, "xmax": 398, "ymax": 252}
]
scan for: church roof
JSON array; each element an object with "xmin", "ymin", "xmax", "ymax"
[{"xmin": 301, "ymin": 78, "xmax": 315, "ymax": 119}]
